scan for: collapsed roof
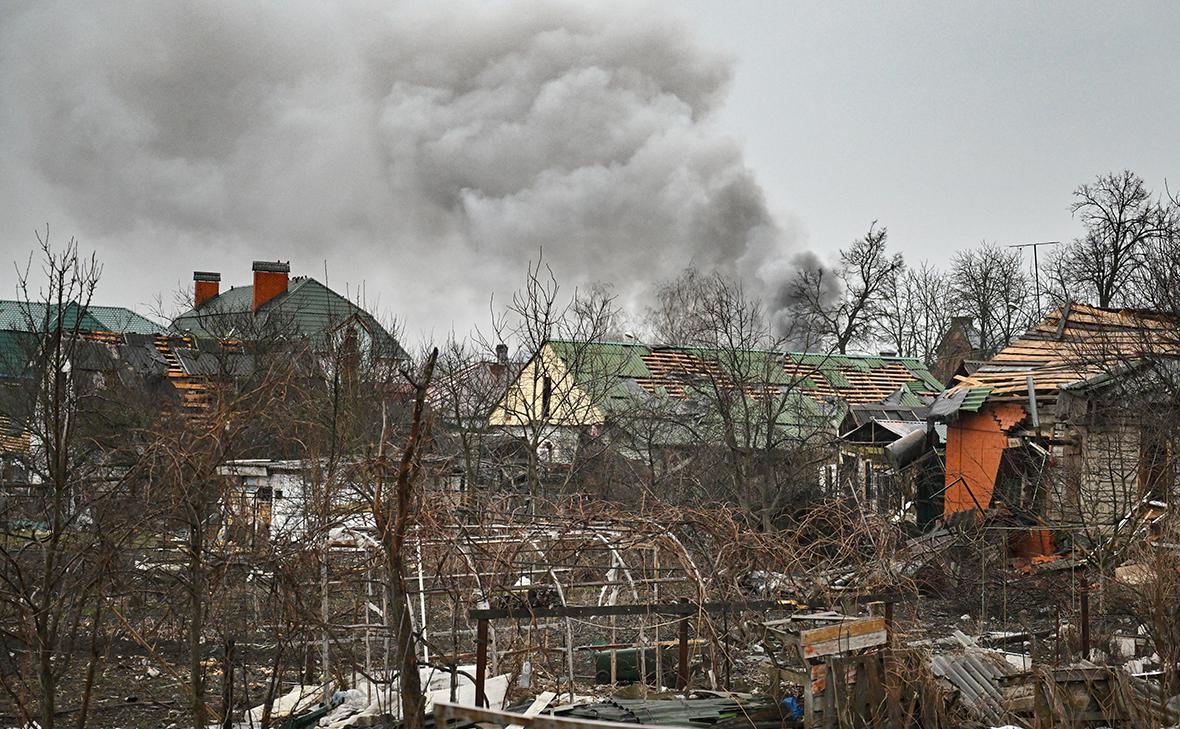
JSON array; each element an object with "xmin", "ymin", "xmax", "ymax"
[
  {"xmin": 546, "ymin": 340, "xmax": 943, "ymax": 407},
  {"xmin": 933, "ymin": 303, "xmax": 1179, "ymax": 417}
]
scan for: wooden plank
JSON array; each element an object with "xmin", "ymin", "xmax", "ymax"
[
  {"xmin": 797, "ymin": 617, "xmax": 886, "ymax": 660},
  {"xmin": 506, "ymin": 691, "xmax": 556, "ymax": 729},
  {"xmin": 470, "ymin": 598, "xmax": 798, "ymax": 621}
]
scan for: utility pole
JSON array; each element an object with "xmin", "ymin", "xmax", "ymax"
[{"xmin": 1009, "ymin": 241, "xmax": 1060, "ymax": 314}]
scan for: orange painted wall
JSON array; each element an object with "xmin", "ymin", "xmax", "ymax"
[
  {"xmin": 943, "ymin": 403, "xmax": 1027, "ymax": 516},
  {"xmin": 1010, "ymin": 528, "xmax": 1054, "ymax": 558}
]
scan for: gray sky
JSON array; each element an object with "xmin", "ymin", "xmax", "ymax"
[
  {"xmin": 675, "ymin": 1, "xmax": 1180, "ymax": 266},
  {"xmin": 2, "ymin": 1, "xmax": 1178, "ymax": 341}
]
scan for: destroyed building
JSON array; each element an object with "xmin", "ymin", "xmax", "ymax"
[
  {"xmin": 485, "ymin": 340, "xmax": 944, "ymax": 502},
  {"xmin": 836, "ymin": 390, "xmax": 945, "ymax": 523},
  {"xmin": 932, "ymin": 303, "xmax": 1179, "ymax": 541}
]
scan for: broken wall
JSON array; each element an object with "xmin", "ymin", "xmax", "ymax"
[{"xmin": 943, "ymin": 403, "xmax": 1026, "ymax": 516}]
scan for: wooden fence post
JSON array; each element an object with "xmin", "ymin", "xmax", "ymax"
[{"xmin": 476, "ymin": 618, "xmax": 489, "ymax": 707}]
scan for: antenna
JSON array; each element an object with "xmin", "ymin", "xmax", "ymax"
[{"xmin": 1008, "ymin": 241, "xmax": 1060, "ymax": 313}]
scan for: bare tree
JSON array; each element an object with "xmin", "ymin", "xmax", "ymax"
[
  {"xmin": 646, "ymin": 267, "xmax": 714, "ymax": 345},
  {"xmin": 489, "ymin": 255, "xmax": 625, "ymax": 497},
  {"xmin": 138, "ymin": 335, "xmax": 303, "ymax": 729},
  {"xmin": 629, "ymin": 273, "xmax": 836, "ymax": 528},
  {"xmin": 366, "ymin": 348, "xmax": 437, "ymax": 729},
  {"xmin": 879, "ymin": 261, "xmax": 952, "ymax": 363},
  {"xmin": 787, "ymin": 221, "xmax": 904, "ymax": 354},
  {"xmin": 1048, "ymin": 170, "xmax": 1179, "ymax": 308},
  {"xmin": 950, "ymin": 241, "xmax": 1034, "ymax": 357},
  {"xmin": 0, "ymin": 235, "xmax": 149, "ymax": 729}
]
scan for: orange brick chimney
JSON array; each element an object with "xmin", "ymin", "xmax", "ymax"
[
  {"xmin": 252, "ymin": 261, "xmax": 290, "ymax": 312},
  {"xmin": 193, "ymin": 271, "xmax": 220, "ymax": 308}
]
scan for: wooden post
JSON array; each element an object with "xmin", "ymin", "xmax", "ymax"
[
  {"xmin": 476, "ymin": 618, "xmax": 489, "ymax": 707},
  {"xmin": 1055, "ymin": 604, "xmax": 1061, "ymax": 666},
  {"xmin": 321, "ymin": 557, "xmax": 330, "ymax": 705},
  {"xmin": 1080, "ymin": 582, "xmax": 1090, "ymax": 661},
  {"xmin": 723, "ymin": 607, "xmax": 731, "ymax": 690},
  {"xmin": 678, "ymin": 613, "xmax": 689, "ymax": 690}
]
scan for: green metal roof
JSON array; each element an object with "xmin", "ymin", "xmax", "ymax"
[
  {"xmin": 0, "ymin": 300, "xmax": 101, "ymax": 332},
  {"xmin": 959, "ymin": 387, "xmax": 993, "ymax": 412},
  {"xmin": 895, "ymin": 382, "xmax": 929, "ymax": 407},
  {"xmin": 84, "ymin": 306, "xmax": 164, "ymax": 334},
  {"xmin": 172, "ymin": 277, "xmax": 407, "ymax": 358},
  {"xmin": 549, "ymin": 340, "xmax": 653, "ymax": 379},
  {"xmin": 540, "ymin": 340, "xmax": 939, "ymax": 437},
  {"xmin": 819, "ymin": 365, "xmax": 851, "ymax": 388},
  {"xmin": 0, "ymin": 330, "xmax": 35, "ymax": 378},
  {"xmin": 0, "ymin": 300, "xmax": 162, "ymax": 334}
]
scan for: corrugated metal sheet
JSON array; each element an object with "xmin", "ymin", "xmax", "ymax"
[
  {"xmin": 930, "ymin": 650, "xmax": 1017, "ymax": 724},
  {"xmin": 959, "ymin": 387, "xmax": 993, "ymax": 412},
  {"xmin": 0, "ymin": 330, "xmax": 34, "ymax": 378},
  {"xmin": 0, "ymin": 300, "xmax": 102, "ymax": 332}
]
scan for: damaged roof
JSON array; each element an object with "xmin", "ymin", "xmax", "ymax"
[
  {"xmin": 546, "ymin": 340, "xmax": 943, "ymax": 407},
  {"xmin": 0, "ymin": 300, "xmax": 162, "ymax": 335},
  {"xmin": 935, "ymin": 303, "xmax": 1178, "ymax": 415},
  {"xmin": 0, "ymin": 414, "xmax": 29, "ymax": 455}
]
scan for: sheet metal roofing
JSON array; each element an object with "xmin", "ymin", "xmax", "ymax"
[
  {"xmin": 0, "ymin": 300, "xmax": 162, "ymax": 335},
  {"xmin": 172, "ymin": 276, "xmax": 407, "ymax": 359},
  {"xmin": 546, "ymin": 340, "xmax": 943, "ymax": 407},
  {"xmin": 931, "ymin": 649, "xmax": 1017, "ymax": 725},
  {"xmin": 936, "ymin": 303, "xmax": 1178, "ymax": 413}
]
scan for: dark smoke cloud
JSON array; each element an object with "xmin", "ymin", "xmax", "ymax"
[{"xmin": 0, "ymin": 0, "xmax": 807, "ymax": 338}]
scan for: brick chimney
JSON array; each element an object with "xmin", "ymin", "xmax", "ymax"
[
  {"xmin": 193, "ymin": 271, "xmax": 220, "ymax": 308},
  {"xmin": 252, "ymin": 261, "xmax": 290, "ymax": 312}
]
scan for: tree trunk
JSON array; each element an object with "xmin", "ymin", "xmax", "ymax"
[
  {"xmin": 220, "ymin": 637, "xmax": 236, "ymax": 729},
  {"xmin": 373, "ymin": 348, "xmax": 437, "ymax": 729},
  {"xmin": 75, "ymin": 598, "xmax": 105, "ymax": 729},
  {"xmin": 388, "ymin": 550, "xmax": 425, "ymax": 727},
  {"xmin": 37, "ymin": 619, "xmax": 55, "ymax": 729},
  {"xmin": 189, "ymin": 515, "xmax": 207, "ymax": 729}
]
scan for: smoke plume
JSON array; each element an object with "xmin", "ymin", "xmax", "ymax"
[{"xmin": 0, "ymin": 0, "xmax": 807, "ymax": 338}]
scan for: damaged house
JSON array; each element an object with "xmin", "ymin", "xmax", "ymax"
[
  {"xmin": 0, "ymin": 298, "xmax": 172, "ymax": 523},
  {"xmin": 931, "ymin": 303, "xmax": 1180, "ymax": 544},
  {"xmin": 837, "ymin": 390, "xmax": 946, "ymax": 524},
  {"xmin": 486, "ymin": 340, "xmax": 943, "ymax": 507}
]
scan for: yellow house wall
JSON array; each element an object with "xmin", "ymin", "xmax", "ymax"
[{"xmin": 488, "ymin": 343, "xmax": 603, "ymax": 427}]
